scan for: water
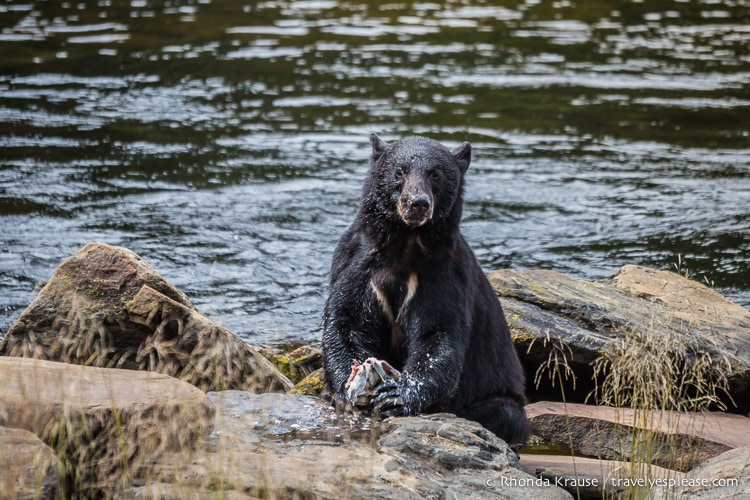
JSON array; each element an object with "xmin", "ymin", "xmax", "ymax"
[{"xmin": 1, "ymin": 0, "xmax": 748, "ymax": 347}]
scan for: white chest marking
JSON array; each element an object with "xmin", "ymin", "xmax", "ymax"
[{"xmin": 370, "ymin": 272, "xmax": 419, "ymax": 350}]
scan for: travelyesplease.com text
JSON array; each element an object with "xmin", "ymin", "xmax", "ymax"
[{"xmin": 485, "ymin": 475, "xmax": 739, "ymax": 490}]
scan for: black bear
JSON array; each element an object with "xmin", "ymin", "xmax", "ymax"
[{"xmin": 322, "ymin": 134, "xmax": 530, "ymax": 447}]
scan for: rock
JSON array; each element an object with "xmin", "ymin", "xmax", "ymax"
[
  {"xmin": 290, "ymin": 367, "xmax": 326, "ymax": 396},
  {"xmin": 129, "ymin": 391, "xmax": 572, "ymax": 499},
  {"xmin": 520, "ymin": 454, "xmax": 684, "ymax": 500},
  {"xmin": 378, "ymin": 413, "xmax": 519, "ymax": 469},
  {"xmin": 652, "ymin": 445, "xmax": 750, "ymax": 499},
  {"xmin": 526, "ymin": 402, "xmax": 750, "ymax": 471},
  {"xmin": 207, "ymin": 391, "xmax": 350, "ymax": 442},
  {"xmin": 490, "ymin": 265, "xmax": 750, "ymax": 411},
  {"xmin": 0, "ymin": 356, "xmax": 215, "ymax": 497},
  {"xmin": 125, "ymin": 285, "xmax": 293, "ymax": 393},
  {"xmin": 0, "ymin": 426, "xmax": 63, "ymax": 499},
  {"xmin": 0, "ymin": 242, "xmax": 293, "ymax": 393},
  {"xmin": 377, "ymin": 414, "xmax": 571, "ymax": 499},
  {"xmin": 259, "ymin": 345, "xmax": 323, "ymax": 384},
  {"xmin": 608, "ymin": 265, "xmax": 750, "ymax": 330}
]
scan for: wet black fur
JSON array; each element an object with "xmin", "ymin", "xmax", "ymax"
[{"xmin": 322, "ymin": 134, "xmax": 530, "ymax": 446}]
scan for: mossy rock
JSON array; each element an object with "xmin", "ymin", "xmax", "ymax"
[
  {"xmin": 290, "ymin": 368, "xmax": 325, "ymax": 396},
  {"xmin": 259, "ymin": 346, "xmax": 323, "ymax": 385}
]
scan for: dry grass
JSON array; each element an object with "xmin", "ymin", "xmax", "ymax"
[
  {"xmin": 526, "ymin": 285, "xmax": 735, "ymax": 500},
  {"xmin": 586, "ymin": 321, "xmax": 733, "ymax": 499}
]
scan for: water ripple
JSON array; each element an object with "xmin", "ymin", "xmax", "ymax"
[{"xmin": 1, "ymin": 0, "xmax": 748, "ymax": 342}]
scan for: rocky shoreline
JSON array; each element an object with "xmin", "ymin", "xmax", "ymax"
[{"xmin": 1, "ymin": 242, "xmax": 749, "ymax": 498}]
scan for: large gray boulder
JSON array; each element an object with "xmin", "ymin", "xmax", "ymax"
[
  {"xmin": 491, "ymin": 265, "xmax": 750, "ymax": 411},
  {"xmin": 0, "ymin": 242, "xmax": 292, "ymax": 393}
]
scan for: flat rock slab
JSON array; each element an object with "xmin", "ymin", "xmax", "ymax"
[
  {"xmin": 490, "ymin": 265, "xmax": 750, "ymax": 410},
  {"xmin": 130, "ymin": 391, "xmax": 573, "ymax": 499},
  {"xmin": 0, "ymin": 426, "xmax": 63, "ymax": 499},
  {"xmin": 527, "ymin": 402, "xmax": 750, "ymax": 471},
  {"xmin": 520, "ymin": 454, "xmax": 685, "ymax": 499},
  {"xmin": 0, "ymin": 356, "xmax": 215, "ymax": 496},
  {"xmin": 0, "ymin": 241, "xmax": 292, "ymax": 393}
]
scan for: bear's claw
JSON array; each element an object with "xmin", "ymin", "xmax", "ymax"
[{"xmin": 372, "ymin": 384, "xmax": 407, "ymax": 416}]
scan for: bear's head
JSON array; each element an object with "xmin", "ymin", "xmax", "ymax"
[{"xmin": 364, "ymin": 134, "xmax": 471, "ymax": 229}]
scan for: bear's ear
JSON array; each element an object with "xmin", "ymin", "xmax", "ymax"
[
  {"xmin": 452, "ymin": 141, "xmax": 471, "ymax": 174},
  {"xmin": 370, "ymin": 133, "xmax": 388, "ymax": 163}
]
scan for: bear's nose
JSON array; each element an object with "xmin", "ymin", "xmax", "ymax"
[
  {"xmin": 397, "ymin": 187, "xmax": 434, "ymax": 227},
  {"xmin": 409, "ymin": 194, "xmax": 431, "ymax": 216}
]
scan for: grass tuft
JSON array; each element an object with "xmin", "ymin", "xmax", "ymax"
[{"xmin": 586, "ymin": 321, "xmax": 734, "ymax": 498}]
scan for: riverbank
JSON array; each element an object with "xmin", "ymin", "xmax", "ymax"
[{"xmin": 1, "ymin": 242, "xmax": 748, "ymax": 498}]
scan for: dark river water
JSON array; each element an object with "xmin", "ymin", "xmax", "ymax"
[{"xmin": 1, "ymin": 0, "xmax": 749, "ymax": 347}]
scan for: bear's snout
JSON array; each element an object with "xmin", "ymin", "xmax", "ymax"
[{"xmin": 398, "ymin": 190, "xmax": 433, "ymax": 227}]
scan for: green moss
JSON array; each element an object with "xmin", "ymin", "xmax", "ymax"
[
  {"xmin": 274, "ymin": 355, "xmax": 294, "ymax": 381},
  {"xmin": 290, "ymin": 369, "xmax": 325, "ymax": 396},
  {"xmin": 525, "ymin": 283, "xmax": 549, "ymax": 295},
  {"xmin": 511, "ymin": 331, "xmax": 536, "ymax": 344},
  {"xmin": 260, "ymin": 352, "xmax": 301, "ymax": 383},
  {"xmin": 260, "ymin": 347, "xmax": 322, "ymax": 384}
]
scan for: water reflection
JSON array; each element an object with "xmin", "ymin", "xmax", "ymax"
[{"xmin": 1, "ymin": 0, "xmax": 748, "ymax": 344}]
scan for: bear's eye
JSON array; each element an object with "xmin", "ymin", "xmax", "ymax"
[
  {"xmin": 429, "ymin": 170, "xmax": 440, "ymax": 180},
  {"xmin": 394, "ymin": 169, "xmax": 404, "ymax": 180}
]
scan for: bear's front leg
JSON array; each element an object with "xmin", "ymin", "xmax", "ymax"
[
  {"xmin": 372, "ymin": 328, "xmax": 465, "ymax": 417},
  {"xmin": 322, "ymin": 278, "xmax": 392, "ymax": 401}
]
